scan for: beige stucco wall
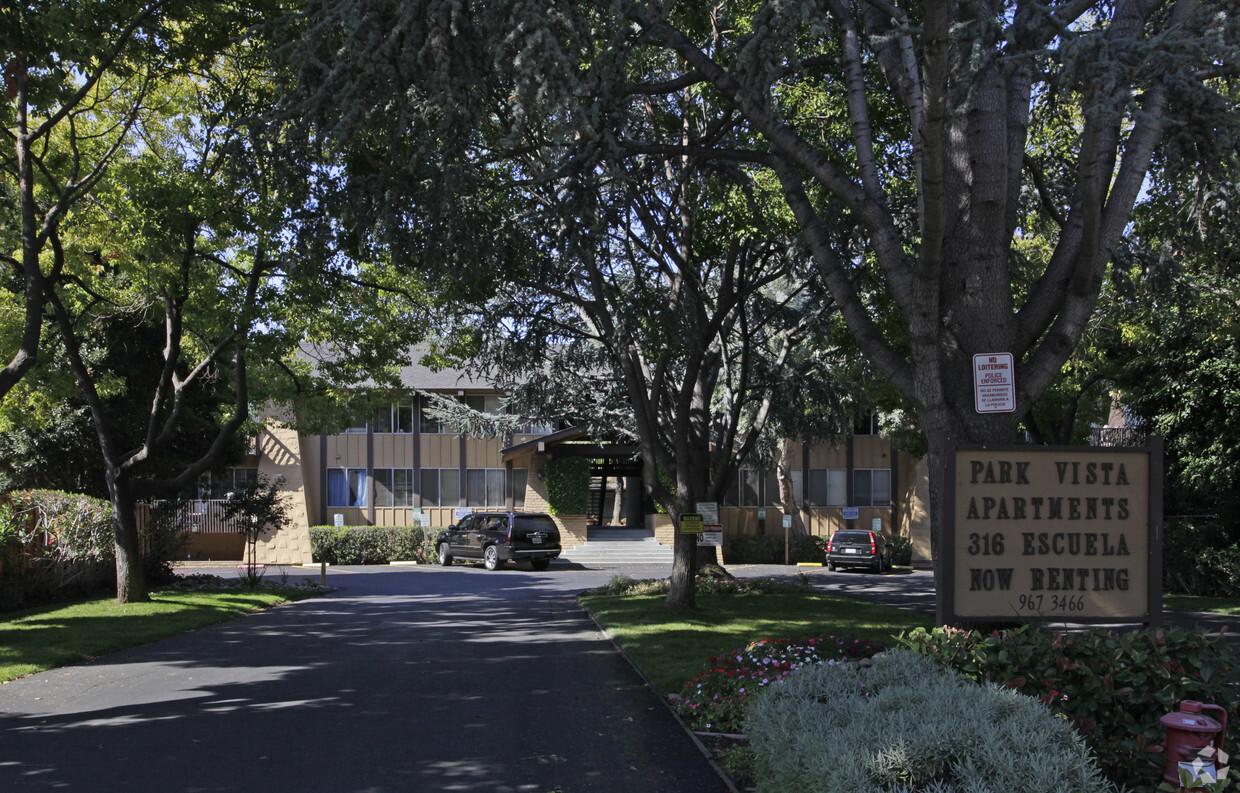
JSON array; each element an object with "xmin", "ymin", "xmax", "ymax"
[
  {"xmin": 253, "ymin": 422, "xmax": 314, "ymax": 564},
  {"xmin": 903, "ymin": 456, "xmax": 932, "ymax": 566}
]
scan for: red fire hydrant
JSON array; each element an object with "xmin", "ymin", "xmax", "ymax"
[{"xmin": 1160, "ymin": 700, "xmax": 1228, "ymax": 791}]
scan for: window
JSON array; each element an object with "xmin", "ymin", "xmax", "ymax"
[
  {"xmin": 763, "ymin": 470, "xmax": 803, "ymax": 507},
  {"xmin": 806, "ymin": 469, "xmax": 847, "ymax": 507},
  {"xmin": 738, "ymin": 470, "xmax": 761, "ymax": 507},
  {"xmin": 464, "ymin": 395, "xmax": 505, "ymax": 437},
  {"xmin": 465, "ymin": 394, "xmax": 504, "ymax": 414},
  {"xmin": 375, "ymin": 401, "xmax": 413, "ymax": 433},
  {"xmin": 511, "ymin": 468, "xmax": 528, "ymax": 510},
  {"xmin": 343, "ymin": 406, "xmax": 369, "ymax": 434},
  {"xmin": 374, "ymin": 469, "xmax": 414, "ymax": 507},
  {"xmin": 419, "ymin": 406, "xmax": 445, "ymax": 435},
  {"xmin": 421, "ymin": 469, "xmax": 460, "ymax": 507},
  {"xmin": 196, "ymin": 467, "xmax": 258, "ymax": 499},
  {"xmin": 853, "ymin": 412, "xmax": 878, "ymax": 435},
  {"xmin": 328, "ymin": 468, "xmax": 368, "ymax": 507},
  {"xmin": 466, "ymin": 468, "xmax": 506, "ymax": 507},
  {"xmin": 853, "ymin": 469, "xmax": 892, "ymax": 507},
  {"xmin": 515, "ymin": 419, "xmax": 556, "ymax": 435}
]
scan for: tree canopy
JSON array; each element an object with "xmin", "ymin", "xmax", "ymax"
[{"xmin": 282, "ymin": 0, "xmax": 1239, "ymax": 590}]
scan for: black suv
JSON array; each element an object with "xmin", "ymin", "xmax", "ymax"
[
  {"xmin": 436, "ymin": 512, "xmax": 562, "ymax": 571},
  {"xmin": 826, "ymin": 530, "xmax": 894, "ymax": 573}
]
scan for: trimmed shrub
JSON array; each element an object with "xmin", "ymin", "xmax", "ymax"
[
  {"xmin": 898, "ymin": 624, "xmax": 1240, "ymax": 792},
  {"xmin": 309, "ymin": 526, "xmax": 429, "ymax": 565},
  {"xmin": 725, "ymin": 533, "xmax": 826, "ymax": 564},
  {"xmin": 746, "ymin": 649, "xmax": 1115, "ymax": 793}
]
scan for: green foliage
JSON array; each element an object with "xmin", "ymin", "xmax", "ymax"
[
  {"xmin": 888, "ymin": 534, "xmax": 913, "ymax": 566},
  {"xmin": 141, "ymin": 500, "xmax": 192, "ymax": 587},
  {"xmin": 724, "ymin": 533, "xmax": 826, "ymax": 565},
  {"xmin": 675, "ymin": 634, "xmax": 886, "ymax": 733},
  {"xmin": 586, "ymin": 574, "xmax": 811, "ymax": 598},
  {"xmin": 309, "ymin": 526, "xmax": 428, "ymax": 565},
  {"xmin": 544, "ymin": 455, "xmax": 590, "ymax": 515},
  {"xmin": 2, "ymin": 490, "xmax": 114, "ymax": 609},
  {"xmin": 9, "ymin": 490, "xmax": 114, "ymax": 562},
  {"xmin": 898, "ymin": 624, "xmax": 1240, "ymax": 792},
  {"xmin": 746, "ymin": 650, "xmax": 1114, "ymax": 793},
  {"xmin": 1162, "ymin": 518, "xmax": 1240, "ymax": 597},
  {"xmin": 219, "ymin": 474, "xmax": 292, "ymax": 586}
]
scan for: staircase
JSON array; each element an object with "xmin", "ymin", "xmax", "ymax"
[{"xmin": 559, "ymin": 527, "xmax": 674, "ymax": 566}]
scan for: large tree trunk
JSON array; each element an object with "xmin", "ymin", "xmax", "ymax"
[
  {"xmin": 666, "ymin": 442, "xmax": 712, "ymax": 609},
  {"xmin": 624, "ymin": 476, "xmax": 643, "ymax": 527},
  {"xmin": 107, "ymin": 474, "xmax": 149, "ymax": 604},
  {"xmin": 667, "ymin": 513, "xmax": 699, "ymax": 609},
  {"xmin": 777, "ymin": 437, "xmax": 806, "ymax": 536}
]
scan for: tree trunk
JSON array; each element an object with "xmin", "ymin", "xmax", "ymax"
[
  {"xmin": 108, "ymin": 474, "xmax": 149, "ymax": 604},
  {"xmin": 919, "ymin": 398, "xmax": 1024, "ymax": 622},
  {"xmin": 612, "ymin": 476, "xmax": 624, "ymax": 525},
  {"xmin": 667, "ymin": 507, "xmax": 699, "ymax": 609},
  {"xmin": 777, "ymin": 437, "xmax": 806, "ymax": 536},
  {"xmin": 665, "ymin": 447, "xmax": 712, "ymax": 610},
  {"xmin": 624, "ymin": 476, "xmax": 643, "ymax": 527}
]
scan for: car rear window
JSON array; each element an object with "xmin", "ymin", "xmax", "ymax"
[
  {"xmin": 833, "ymin": 532, "xmax": 872, "ymax": 543},
  {"xmin": 514, "ymin": 516, "xmax": 557, "ymax": 533}
]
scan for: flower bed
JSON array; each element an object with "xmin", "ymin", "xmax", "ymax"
[{"xmin": 674, "ymin": 634, "xmax": 886, "ymax": 733}]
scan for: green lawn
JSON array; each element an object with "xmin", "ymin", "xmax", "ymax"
[
  {"xmin": 1165, "ymin": 593, "xmax": 1240, "ymax": 616},
  {"xmin": 579, "ymin": 589, "xmax": 935, "ymax": 696},
  {"xmin": 0, "ymin": 588, "xmax": 318, "ymax": 682}
]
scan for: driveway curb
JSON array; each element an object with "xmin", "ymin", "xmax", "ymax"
[{"xmin": 578, "ymin": 596, "xmax": 743, "ymax": 793}]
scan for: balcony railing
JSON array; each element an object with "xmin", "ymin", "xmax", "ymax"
[
  {"xmin": 1090, "ymin": 426, "xmax": 1148, "ymax": 447},
  {"xmin": 139, "ymin": 499, "xmax": 242, "ymax": 535}
]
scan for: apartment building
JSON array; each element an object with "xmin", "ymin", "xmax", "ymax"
[{"xmin": 186, "ymin": 358, "xmax": 931, "ymax": 566}]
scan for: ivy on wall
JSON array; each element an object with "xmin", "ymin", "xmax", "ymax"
[{"xmin": 544, "ymin": 456, "xmax": 591, "ymax": 515}]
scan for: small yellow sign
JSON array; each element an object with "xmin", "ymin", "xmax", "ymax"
[{"xmin": 679, "ymin": 513, "xmax": 705, "ymax": 534}]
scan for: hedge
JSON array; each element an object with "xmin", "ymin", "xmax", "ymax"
[
  {"xmin": 309, "ymin": 526, "xmax": 430, "ymax": 565},
  {"xmin": 724, "ymin": 533, "xmax": 827, "ymax": 564}
]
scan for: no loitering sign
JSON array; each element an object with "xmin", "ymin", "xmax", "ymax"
[{"xmin": 974, "ymin": 352, "xmax": 1015, "ymax": 414}]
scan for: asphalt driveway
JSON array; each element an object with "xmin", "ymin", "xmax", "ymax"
[
  {"xmin": 3, "ymin": 560, "xmax": 1233, "ymax": 793},
  {"xmin": 0, "ymin": 564, "xmax": 731, "ymax": 793}
]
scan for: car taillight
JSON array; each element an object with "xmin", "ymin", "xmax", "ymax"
[
  {"xmin": 869, "ymin": 533, "xmax": 877, "ymax": 554},
  {"xmin": 506, "ymin": 526, "xmax": 514, "ymax": 546},
  {"xmin": 826, "ymin": 536, "xmax": 834, "ymax": 553}
]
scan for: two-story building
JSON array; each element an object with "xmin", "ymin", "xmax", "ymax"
[{"xmin": 182, "ymin": 356, "xmax": 932, "ymax": 567}]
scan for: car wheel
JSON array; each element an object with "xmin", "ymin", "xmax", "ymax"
[
  {"xmin": 530, "ymin": 558, "xmax": 550, "ymax": 571},
  {"xmin": 827, "ymin": 562, "xmax": 836, "ymax": 572},
  {"xmin": 437, "ymin": 542, "xmax": 453, "ymax": 567},
  {"xmin": 870, "ymin": 558, "xmax": 882, "ymax": 573},
  {"xmin": 483, "ymin": 545, "xmax": 501, "ymax": 571}
]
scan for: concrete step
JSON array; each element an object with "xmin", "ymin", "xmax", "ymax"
[
  {"xmin": 586, "ymin": 527, "xmax": 659, "ymax": 542},
  {"xmin": 560, "ymin": 530, "xmax": 674, "ymax": 565}
]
